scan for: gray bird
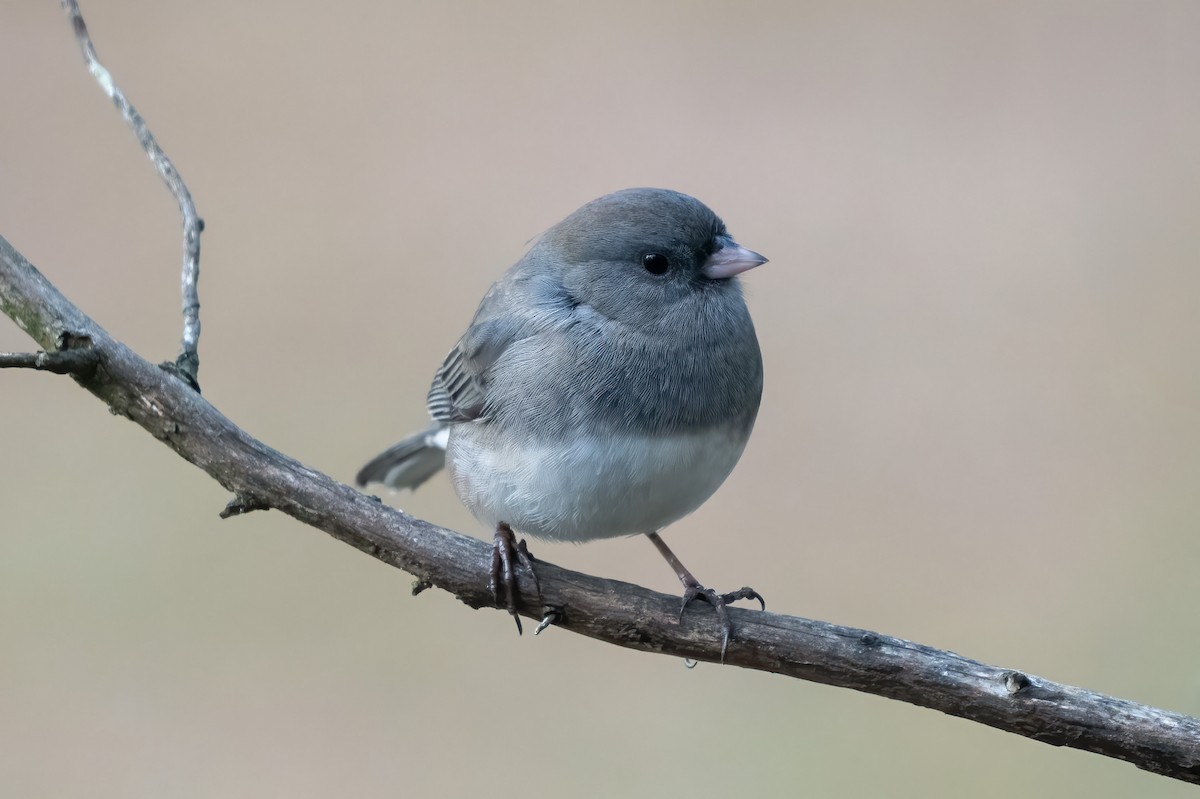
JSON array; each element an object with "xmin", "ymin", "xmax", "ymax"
[{"xmin": 357, "ymin": 187, "xmax": 766, "ymax": 654}]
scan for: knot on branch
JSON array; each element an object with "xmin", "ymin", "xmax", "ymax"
[
  {"xmin": 1004, "ymin": 670, "xmax": 1033, "ymax": 695},
  {"xmin": 159, "ymin": 356, "xmax": 200, "ymax": 392},
  {"xmin": 0, "ymin": 332, "xmax": 98, "ymax": 377},
  {"xmin": 219, "ymin": 493, "xmax": 270, "ymax": 519}
]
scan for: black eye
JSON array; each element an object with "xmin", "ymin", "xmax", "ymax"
[{"xmin": 642, "ymin": 253, "xmax": 670, "ymax": 275}]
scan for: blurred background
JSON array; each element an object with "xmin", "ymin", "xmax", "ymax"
[{"xmin": 3, "ymin": 1, "xmax": 1199, "ymax": 796}]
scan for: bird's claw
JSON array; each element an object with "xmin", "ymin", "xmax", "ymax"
[
  {"xmin": 679, "ymin": 584, "xmax": 766, "ymax": 662},
  {"xmin": 489, "ymin": 523, "xmax": 540, "ymax": 634}
]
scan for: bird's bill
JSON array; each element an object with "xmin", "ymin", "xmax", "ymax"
[{"xmin": 703, "ymin": 241, "xmax": 768, "ymax": 279}]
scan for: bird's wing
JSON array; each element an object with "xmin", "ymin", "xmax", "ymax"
[{"xmin": 426, "ymin": 272, "xmax": 567, "ymax": 423}]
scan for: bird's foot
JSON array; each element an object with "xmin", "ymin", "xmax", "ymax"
[
  {"xmin": 490, "ymin": 523, "xmax": 541, "ymax": 634},
  {"xmin": 643, "ymin": 531, "xmax": 765, "ymax": 662},
  {"xmin": 680, "ymin": 583, "xmax": 766, "ymax": 662}
]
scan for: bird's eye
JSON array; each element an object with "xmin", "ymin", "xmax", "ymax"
[{"xmin": 642, "ymin": 253, "xmax": 670, "ymax": 275}]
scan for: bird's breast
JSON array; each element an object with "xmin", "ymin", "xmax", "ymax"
[{"xmin": 446, "ymin": 422, "xmax": 750, "ymax": 542}]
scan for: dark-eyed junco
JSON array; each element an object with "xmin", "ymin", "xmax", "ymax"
[{"xmin": 357, "ymin": 188, "xmax": 766, "ymax": 654}]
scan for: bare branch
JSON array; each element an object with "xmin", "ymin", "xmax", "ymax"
[
  {"xmin": 0, "ymin": 348, "xmax": 97, "ymax": 375},
  {"xmin": 60, "ymin": 0, "xmax": 202, "ymax": 386},
  {"xmin": 2, "ymin": 234, "xmax": 1199, "ymax": 784}
]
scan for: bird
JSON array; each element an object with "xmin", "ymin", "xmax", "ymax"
[{"xmin": 356, "ymin": 187, "xmax": 766, "ymax": 656}]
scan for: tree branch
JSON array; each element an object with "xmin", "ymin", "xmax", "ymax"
[
  {"xmin": 61, "ymin": 0, "xmax": 203, "ymax": 386},
  {"xmin": 0, "ymin": 346, "xmax": 97, "ymax": 375},
  {"xmin": 3, "ymin": 235, "xmax": 1199, "ymax": 783}
]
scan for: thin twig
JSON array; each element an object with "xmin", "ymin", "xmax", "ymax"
[
  {"xmin": 2, "ymin": 234, "xmax": 1200, "ymax": 784},
  {"xmin": 0, "ymin": 348, "xmax": 97, "ymax": 375},
  {"xmin": 60, "ymin": 0, "xmax": 202, "ymax": 387}
]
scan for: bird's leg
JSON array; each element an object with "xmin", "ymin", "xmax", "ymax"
[
  {"xmin": 490, "ymin": 522, "xmax": 540, "ymax": 634},
  {"xmin": 644, "ymin": 531, "xmax": 765, "ymax": 661}
]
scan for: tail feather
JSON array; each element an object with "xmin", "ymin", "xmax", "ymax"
[{"xmin": 355, "ymin": 424, "xmax": 448, "ymax": 491}]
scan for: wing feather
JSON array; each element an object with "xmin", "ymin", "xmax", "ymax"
[{"xmin": 426, "ymin": 270, "xmax": 570, "ymax": 423}]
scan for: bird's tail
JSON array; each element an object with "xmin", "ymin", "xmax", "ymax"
[{"xmin": 355, "ymin": 424, "xmax": 448, "ymax": 491}]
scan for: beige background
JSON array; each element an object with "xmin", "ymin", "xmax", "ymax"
[{"xmin": 3, "ymin": 1, "xmax": 1199, "ymax": 796}]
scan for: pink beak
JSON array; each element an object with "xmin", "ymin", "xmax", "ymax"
[{"xmin": 703, "ymin": 241, "xmax": 768, "ymax": 280}]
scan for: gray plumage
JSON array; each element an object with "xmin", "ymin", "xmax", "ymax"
[{"xmin": 358, "ymin": 187, "xmax": 765, "ymax": 544}]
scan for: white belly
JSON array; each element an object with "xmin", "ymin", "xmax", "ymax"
[{"xmin": 446, "ymin": 426, "xmax": 748, "ymax": 542}]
